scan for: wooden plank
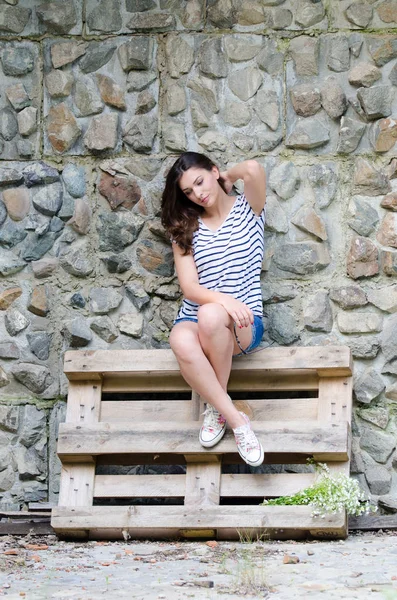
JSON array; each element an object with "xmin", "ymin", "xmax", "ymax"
[
  {"xmin": 95, "ymin": 452, "xmax": 313, "ymax": 466},
  {"xmin": 51, "ymin": 504, "xmax": 346, "ymax": 536},
  {"xmin": 95, "ymin": 474, "xmax": 185, "ymax": 498},
  {"xmin": 100, "ymin": 397, "xmax": 318, "ymax": 423},
  {"xmin": 102, "ymin": 371, "xmax": 320, "ymax": 393},
  {"xmin": 57, "ymin": 421, "xmax": 350, "ymax": 461},
  {"xmin": 58, "ymin": 464, "xmax": 96, "ymax": 507},
  {"xmin": 318, "ymin": 377, "xmax": 353, "ymax": 425},
  {"xmin": 65, "ymin": 381, "xmax": 102, "ymax": 424},
  {"xmin": 349, "ymin": 514, "xmax": 397, "ymax": 530},
  {"xmin": 184, "ymin": 456, "xmax": 221, "ymax": 506},
  {"xmin": 0, "ymin": 522, "xmax": 54, "ymax": 535},
  {"xmin": 64, "ymin": 346, "xmax": 352, "ymax": 380}
]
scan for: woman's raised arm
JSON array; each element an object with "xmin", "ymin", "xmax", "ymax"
[{"xmin": 220, "ymin": 160, "xmax": 266, "ymax": 216}]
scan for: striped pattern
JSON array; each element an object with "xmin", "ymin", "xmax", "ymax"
[{"xmin": 177, "ymin": 194, "xmax": 265, "ymax": 320}]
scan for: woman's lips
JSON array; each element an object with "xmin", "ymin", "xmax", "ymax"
[{"xmin": 201, "ymin": 195, "xmax": 209, "ymax": 204}]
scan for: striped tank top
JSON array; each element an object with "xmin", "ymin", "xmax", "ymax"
[{"xmin": 176, "ymin": 193, "xmax": 265, "ymax": 320}]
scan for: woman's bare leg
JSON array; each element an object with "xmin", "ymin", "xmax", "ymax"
[{"xmin": 169, "ymin": 318, "xmax": 248, "ymax": 429}]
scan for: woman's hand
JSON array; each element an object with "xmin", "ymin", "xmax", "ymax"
[
  {"xmin": 219, "ymin": 170, "xmax": 234, "ymax": 194},
  {"xmin": 218, "ymin": 295, "xmax": 254, "ymax": 329}
]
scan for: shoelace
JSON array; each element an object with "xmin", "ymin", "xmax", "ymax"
[
  {"xmin": 202, "ymin": 406, "xmax": 223, "ymax": 430},
  {"xmin": 234, "ymin": 425, "xmax": 259, "ymax": 454}
]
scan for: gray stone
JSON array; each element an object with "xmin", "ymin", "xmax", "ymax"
[
  {"xmin": 286, "ymin": 117, "xmax": 330, "ymax": 149},
  {"xmin": 348, "ymin": 198, "xmax": 379, "ymax": 237},
  {"xmin": 12, "ymin": 362, "xmax": 52, "ymax": 394},
  {"xmin": 87, "ymin": 0, "xmax": 122, "ymax": 32},
  {"xmin": 0, "ymin": 107, "xmax": 18, "ymax": 141},
  {"xmin": 50, "ymin": 217, "xmax": 64, "ymax": 234},
  {"xmin": 207, "ymin": 0, "xmax": 237, "ymax": 28},
  {"xmin": 228, "ymin": 66, "xmax": 262, "ymax": 102},
  {"xmin": 89, "ymin": 287, "xmax": 123, "ymax": 315},
  {"xmin": 0, "ymin": 5, "xmax": 31, "ymax": 33},
  {"xmin": 360, "ymin": 427, "xmax": 396, "ymax": 463},
  {"xmin": 304, "ymin": 291, "xmax": 333, "ymax": 332},
  {"xmin": 290, "ymin": 84, "xmax": 321, "ymax": 117},
  {"xmin": 378, "ymin": 495, "xmax": 397, "ymax": 512},
  {"xmin": 233, "ymin": 133, "xmax": 254, "ymax": 152},
  {"xmin": 155, "ymin": 284, "xmax": 181, "ymax": 300},
  {"xmin": 45, "ymin": 70, "xmax": 74, "ymax": 99},
  {"xmin": 321, "ymin": 77, "xmax": 347, "ymax": 119},
  {"xmin": 291, "ymin": 206, "xmax": 327, "ymax": 241},
  {"xmin": 265, "ymin": 304, "xmax": 300, "ymax": 345},
  {"xmin": 21, "ymin": 232, "xmax": 58, "ymax": 262},
  {"xmin": 264, "ymin": 195, "xmax": 289, "ymax": 233},
  {"xmin": 198, "ymin": 130, "xmax": 227, "ymax": 153},
  {"xmin": 26, "ymin": 332, "xmax": 51, "ymax": 360},
  {"xmin": 15, "ymin": 445, "xmax": 44, "ymax": 480},
  {"xmin": 367, "ymin": 286, "xmax": 397, "ymax": 313},
  {"xmin": 57, "ymin": 192, "xmax": 75, "ymax": 222},
  {"xmin": 124, "ymin": 157, "xmax": 162, "ymax": 182},
  {"xmin": 261, "ymin": 283, "xmax": 297, "ymax": 304},
  {"xmin": 365, "ymin": 465, "xmax": 392, "ymax": 495},
  {"xmin": 0, "ymin": 168, "xmax": 23, "ymax": 187},
  {"xmin": 0, "ymin": 251, "xmax": 26, "ymax": 276},
  {"xmin": 0, "ymin": 367, "xmax": 9, "ymax": 388},
  {"xmin": 307, "ymin": 164, "xmax": 337, "ymax": 209},
  {"xmin": 223, "ymin": 102, "xmax": 251, "ymax": 127},
  {"xmin": 0, "ymin": 202, "xmax": 6, "ymax": 228},
  {"xmin": 357, "ymin": 86, "xmax": 393, "ymax": 120},
  {"xmin": 289, "ymin": 36, "xmax": 319, "ymax": 76},
  {"xmin": 347, "ymin": 236, "xmax": 379, "ymax": 279},
  {"xmin": 327, "ymin": 36, "xmax": 350, "ymax": 72},
  {"xmin": 0, "ymin": 220, "xmax": 28, "ymax": 248},
  {"xmin": 136, "ymin": 239, "xmax": 174, "ymax": 276},
  {"xmin": 118, "ymin": 310, "xmax": 144, "ymax": 338},
  {"xmin": 126, "ymin": 11, "xmax": 175, "ymax": 30},
  {"xmin": 5, "ymin": 83, "xmax": 30, "ymax": 112},
  {"xmin": 164, "ymin": 122, "xmax": 187, "ymax": 152},
  {"xmin": 0, "ymin": 466, "xmax": 14, "ymax": 492},
  {"xmin": 166, "ymin": 83, "xmax": 186, "ymax": 116},
  {"xmin": 125, "ymin": 283, "xmax": 150, "ymax": 310},
  {"xmin": 224, "ymin": 35, "xmax": 262, "ymax": 63},
  {"xmin": 272, "ymin": 8, "xmax": 293, "ymax": 28},
  {"xmin": 79, "ymin": 42, "xmax": 116, "ymax": 73},
  {"xmin": 381, "ymin": 314, "xmax": 397, "ymax": 361},
  {"xmin": 118, "ymin": 37, "xmax": 152, "ymax": 71},
  {"xmin": 70, "ymin": 292, "xmax": 86, "ymax": 308},
  {"xmin": 36, "ymin": 0, "xmax": 77, "ymax": 33},
  {"xmin": 74, "ymin": 76, "xmax": 103, "ymax": 117},
  {"xmin": 32, "ymin": 183, "xmax": 63, "ymax": 217},
  {"xmin": 19, "ymin": 405, "xmax": 46, "ymax": 447},
  {"xmin": 23, "ymin": 162, "xmax": 60, "ymax": 188},
  {"xmin": 127, "ymin": 71, "xmax": 157, "ymax": 92},
  {"xmin": 198, "ymin": 37, "xmax": 228, "ymax": 79},
  {"xmin": 349, "ymin": 33, "xmax": 363, "ymax": 57},
  {"xmin": 135, "ymin": 89, "xmax": 156, "ymax": 114},
  {"xmin": 369, "ymin": 36, "xmax": 397, "ymax": 67},
  {"xmin": 358, "ymin": 406, "xmax": 389, "ymax": 430},
  {"xmin": 330, "ymin": 286, "xmax": 367, "ymax": 309},
  {"xmin": 90, "ymin": 316, "xmax": 118, "ymax": 343},
  {"xmin": 273, "ymin": 242, "xmax": 330, "ymax": 275},
  {"xmin": 64, "ymin": 317, "xmax": 92, "ymax": 347},
  {"xmin": 188, "ymin": 75, "xmax": 219, "ymax": 114},
  {"xmin": 103, "ymin": 254, "xmax": 132, "ymax": 274},
  {"xmin": 354, "ymin": 368, "xmax": 385, "ymax": 404},
  {"xmin": 17, "ymin": 140, "xmax": 33, "ymax": 158},
  {"xmin": 338, "ymin": 311, "xmax": 382, "ymax": 334},
  {"xmin": 354, "ymin": 158, "xmax": 390, "ymax": 196},
  {"xmin": 50, "ymin": 40, "xmax": 87, "ymax": 69},
  {"xmin": 256, "ymin": 38, "xmax": 284, "ymax": 75},
  {"xmin": 126, "ymin": 0, "xmax": 156, "ymax": 9},
  {"xmin": 1, "ymin": 46, "xmax": 34, "ymax": 76},
  {"xmin": 84, "ymin": 113, "xmax": 118, "ymax": 153},
  {"xmin": 348, "ymin": 336, "xmax": 380, "ymax": 359},
  {"xmin": 349, "ymin": 62, "xmax": 382, "ymax": 87},
  {"xmin": 269, "ymin": 162, "xmax": 300, "ymax": 200},
  {"xmin": 97, "ymin": 212, "xmax": 144, "ymax": 252},
  {"xmin": 60, "ymin": 246, "xmax": 95, "ymax": 278},
  {"xmin": 0, "ymin": 342, "xmax": 19, "ymax": 360},
  {"xmin": 295, "ymin": 1, "xmax": 325, "ymax": 27},
  {"xmin": 337, "ymin": 116, "xmax": 366, "ymax": 154},
  {"xmin": 4, "ymin": 308, "xmax": 29, "ymax": 336},
  {"xmin": 0, "ymin": 405, "xmax": 19, "ymax": 433},
  {"xmin": 345, "ymin": 1, "xmax": 373, "ymax": 28},
  {"xmin": 123, "ymin": 114, "xmax": 157, "ymax": 152}
]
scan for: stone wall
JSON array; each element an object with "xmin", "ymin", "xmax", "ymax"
[{"xmin": 0, "ymin": 0, "xmax": 397, "ymax": 512}]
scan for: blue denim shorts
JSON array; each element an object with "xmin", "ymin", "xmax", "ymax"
[{"xmin": 173, "ymin": 314, "xmax": 264, "ymax": 357}]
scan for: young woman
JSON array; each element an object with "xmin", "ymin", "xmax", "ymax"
[{"xmin": 161, "ymin": 152, "xmax": 266, "ymax": 467}]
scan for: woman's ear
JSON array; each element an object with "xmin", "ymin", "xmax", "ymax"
[{"xmin": 212, "ymin": 166, "xmax": 220, "ymax": 179}]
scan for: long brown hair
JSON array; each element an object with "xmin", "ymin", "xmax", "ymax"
[{"xmin": 161, "ymin": 152, "xmax": 227, "ymax": 255}]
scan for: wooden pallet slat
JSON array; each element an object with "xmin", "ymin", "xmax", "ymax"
[{"xmin": 54, "ymin": 345, "xmax": 353, "ymax": 541}]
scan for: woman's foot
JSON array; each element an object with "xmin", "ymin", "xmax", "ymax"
[
  {"xmin": 233, "ymin": 412, "xmax": 264, "ymax": 467},
  {"xmin": 199, "ymin": 403, "xmax": 227, "ymax": 448}
]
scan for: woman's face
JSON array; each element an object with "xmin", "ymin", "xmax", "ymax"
[{"xmin": 178, "ymin": 166, "xmax": 220, "ymax": 208}]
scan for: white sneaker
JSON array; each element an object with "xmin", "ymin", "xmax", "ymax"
[
  {"xmin": 199, "ymin": 404, "xmax": 227, "ymax": 448},
  {"xmin": 233, "ymin": 412, "xmax": 264, "ymax": 467}
]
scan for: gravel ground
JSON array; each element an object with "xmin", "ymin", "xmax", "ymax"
[{"xmin": 1, "ymin": 531, "xmax": 397, "ymax": 599}]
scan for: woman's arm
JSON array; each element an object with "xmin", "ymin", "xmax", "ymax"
[
  {"xmin": 173, "ymin": 244, "xmax": 254, "ymax": 328},
  {"xmin": 220, "ymin": 160, "xmax": 266, "ymax": 216}
]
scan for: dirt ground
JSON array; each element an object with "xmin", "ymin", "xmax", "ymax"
[{"xmin": 1, "ymin": 530, "xmax": 397, "ymax": 599}]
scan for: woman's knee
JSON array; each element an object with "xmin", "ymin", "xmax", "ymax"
[
  {"xmin": 169, "ymin": 326, "xmax": 200, "ymax": 360},
  {"xmin": 197, "ymin": 303, "xmax": 231, "ymax": 337}
]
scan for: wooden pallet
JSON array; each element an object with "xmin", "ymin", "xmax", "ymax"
[{"xmin": 52, "ymin": 346, "xmax": 353, "ymax": 540}]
